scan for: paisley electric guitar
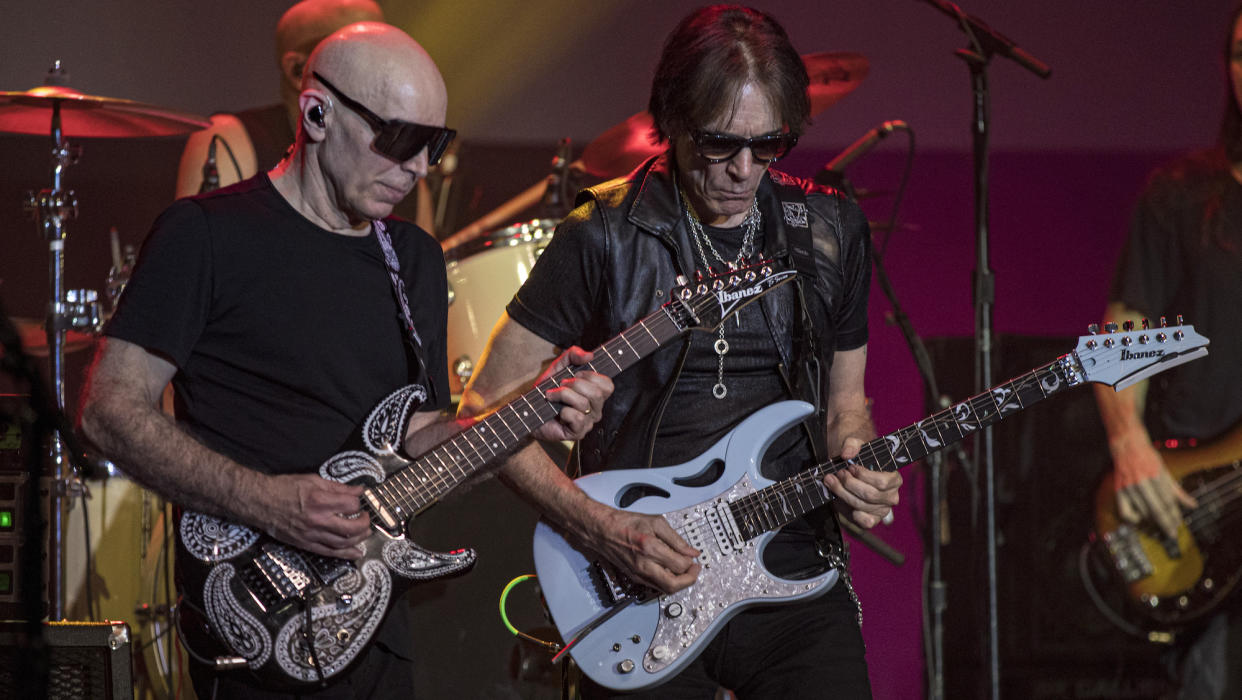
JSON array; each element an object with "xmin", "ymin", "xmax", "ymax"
[
  {"xmin": 533, "ymin": 322, "xmax": 1210, "ymax": 692},
  {"xmin": 1089, "ymin": 419, "xmax": 1242, "ymax": 635},
  {"xmin": 175, "ymin": 261, "xmax": 796, "ymax": 688}
]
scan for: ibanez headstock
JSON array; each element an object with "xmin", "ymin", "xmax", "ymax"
[{"xmin": 665, "ymin": 260, "xmax": 797, "ymax": 332}]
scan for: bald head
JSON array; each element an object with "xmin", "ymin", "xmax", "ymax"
[
  {"xmin": 306, "ymin": 22, "xmax": 447, "ymax": 127},
  {"xmin": 276, "ymin": 0, "xmax": 384, "ymax": 59}
]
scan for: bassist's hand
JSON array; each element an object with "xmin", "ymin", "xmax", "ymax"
[
  {"xmin": 1112, "ymin": 437, "xmax": 1196, "ymax": 541},
  {"xmin": 252, "ymin": 473, "xmax": 371, "ymax": 559},
  {"xmin": 588, "ymin": 506, "xmax": 701, "ymax": 595}
]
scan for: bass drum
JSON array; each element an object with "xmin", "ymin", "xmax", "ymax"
[
  {"xmin": 444, "ymin": 219, "xmax": 556, "ymax": 395},
  {"xmin": 65, "ymin": 480, "xmax": 189, "ymax": 699}
]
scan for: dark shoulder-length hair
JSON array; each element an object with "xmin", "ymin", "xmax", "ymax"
[
  {"xmin": 648, "ymin": 5, "xmax": 810, "ymax": 144},
  {"xmin": 1220, "ymin": 5, "xmax": 1242, "ymax": 162}
]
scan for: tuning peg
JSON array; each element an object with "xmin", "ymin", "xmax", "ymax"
[
  {"xmin": 674, "ymin": 275, "xmax": 688, "ymax": 287},
  {"xmin": 1176, "ymin": 314, "xmax": 1184, "ymax": 325},
  {"xmin": 1087, "ymin": 323, "xmax": 1100, "ymax": 335},
  {"xmin": 1104, "ymin": 322, "xmax": 1119, "ymax": 333},
  {"xmin": 1141, "ymin": 318, "xmax": 1150, "ymax": 330},
  {"xmin": 1159, "ymin": 316, "xmax": 1167, "ymax": 327},
  {"xmin": 1122, "ymin": 320, "xmax": 1134, "ymax": 331}
]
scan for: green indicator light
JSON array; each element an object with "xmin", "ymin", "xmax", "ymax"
[{"xmin": 0, "ymin": 512, "xmax": 11, "ymax": 529}]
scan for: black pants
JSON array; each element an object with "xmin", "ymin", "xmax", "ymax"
[{"xmin": 579, "ymin": 582, "xmax": 871, "ymax": 700}]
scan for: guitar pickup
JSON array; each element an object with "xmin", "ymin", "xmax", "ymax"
[{"xmin": 254, "ymin": 544, "xmax": 317, "ymax": 600}]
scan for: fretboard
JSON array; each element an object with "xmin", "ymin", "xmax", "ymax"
[
  {"xmin": 728, "ymin": 354, "xmax": 1082, "ymax": 541},
  {"xmin": 369, "ymin": 300, "xmax": 692, "ymax": 517}
]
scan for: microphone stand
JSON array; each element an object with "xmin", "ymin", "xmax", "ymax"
[
  {"xmin": 871, "ymin": 231, "xmax": 965, "ymax": 700},
  {"xmin": 918, "ymin": 2, "xmax": 1050, "ymax": 698}
]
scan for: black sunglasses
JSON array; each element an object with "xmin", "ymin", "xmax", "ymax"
[
  {"xmin": 312, "ymin": 71, "xmax": 456, "ymax": 166},
  {"xmin": 692, "ymin": 130, "xmax": 798, "ymax": 164}
]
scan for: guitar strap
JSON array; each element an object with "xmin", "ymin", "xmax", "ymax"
[
  {"xmin": 373, "ymin": 219, "xmax": 438, "ymax": 406},
  {"xmin": 771, "ymin": 189, "xmax": 859, "ymax": 614}
]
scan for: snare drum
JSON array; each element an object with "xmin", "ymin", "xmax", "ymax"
[{"xmin": 444, "ymin": 219, "xmax": 557, "ymax": 395}]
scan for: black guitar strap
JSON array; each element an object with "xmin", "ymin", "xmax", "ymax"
[{"xmin": 773, "ymin": 190, "xmax": 830, "ymax": 465}]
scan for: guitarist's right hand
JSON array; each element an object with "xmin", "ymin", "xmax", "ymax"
[
  {"xmin": 1111, "ymin": 436, "xmax": 1196, "ymax": 541},
  {"xmin": 251, "ymin": 473, "xmax": 372, "ymax": 559},
  {"xmin": 588, "ymin": 506, "xmax": 701, "ymax": 595}
]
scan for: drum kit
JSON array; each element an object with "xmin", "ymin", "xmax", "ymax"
[{"xmin": 440, "ymin": 50, "xmax": 870, "ymax": 394}]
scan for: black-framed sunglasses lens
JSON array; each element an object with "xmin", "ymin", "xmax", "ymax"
[
  {"xmin": 373, "ymin": 123, "xmax": 456, "ymax": 165},
  {"xmin": 694, "ymin": 132, "xmax": 797, "ymax": 163},
  {"xmin": 313, "ymin": 71, "xmax": 456, "ymax": 165}
]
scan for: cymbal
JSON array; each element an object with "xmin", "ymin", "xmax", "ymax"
[
  {"xmin": 579, "ymin": 111, "xmax": 658, "ymax": 179},
  {"xmin": 14, "ymin": 317, "xmax": 95, "ymax": 356},
  {"xmin": 578, "ymin": 51, "xmax": 869, "ymax": 180},
  {"xmin": 803, "ymin": 51, "xmax": 869, "ymax": 117},
  {"xmin": 0, "ymin": 85, "xmax": 210, "ymax": 138}
]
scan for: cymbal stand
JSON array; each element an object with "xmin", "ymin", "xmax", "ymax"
[{"xmin": 22, "ymin": 92, "xmax": 101, "ymax": 621}]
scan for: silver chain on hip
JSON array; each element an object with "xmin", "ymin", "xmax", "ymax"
[
  {"xmin": 680, "ymin": 191, "xmax": 761, "ymax": 400},
  {"xmin": 822, "ymin": 543, "xmax": 864, "ymax": 630}
]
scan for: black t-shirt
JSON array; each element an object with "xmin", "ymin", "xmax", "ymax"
[
  {"xmin": 652, "ymin": 223, "xmax": 808, "ymax": 479},
  {"xmin": 1110, "ymin": 149, "xmax": 1242, "ymax": 441},
  {"xmin": 106, "ymin": 175, "xmax": 450, "ymax": 474}
]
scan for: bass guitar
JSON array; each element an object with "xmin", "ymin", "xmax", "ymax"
[
  {"xmin": 176, "ymin": 261, "xmax": 796, "ymax": 688},
  {"xmin": 533, "ymin": 322, "xmax": 1210, "ymax": 692},
  {"xmin": 1089, "ymin": 419, "xmax": 1242, "ymax": 635}
]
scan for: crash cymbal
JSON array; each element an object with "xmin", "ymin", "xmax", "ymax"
[
  {"xmin": 803, "ymin": 51, "xmax": 869, "ymax": 118},
  {"xmin": 579, "ymin": 111, "xmax": 660, "ymax": 180},
  {"xmin": 0, "ymin": 85, "xmax": 210, "ymax": 138},
  {"xmin": 579, "ymin": 51, "xmax": 869, "ymax": 180},
  {"xmin": 14, "ymin": 318, "xmax": 95, "ymax": 357}
]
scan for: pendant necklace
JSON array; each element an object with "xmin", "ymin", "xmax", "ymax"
[{"xmin": 680, "ymin": 190, "xmax": 761, "ymax": 399}]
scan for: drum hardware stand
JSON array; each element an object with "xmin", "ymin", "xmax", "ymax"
[
  {"xmin": 19, "ymin": 61, "xmax": 105, "ymax": 622},
  {"xmin": 919, "ymin": 3, "xmax": 1050, "ymax": 698}
]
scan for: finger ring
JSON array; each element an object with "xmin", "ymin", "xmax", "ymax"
[{"xmin": 583, "ymin": 407, "xmax": 592, "ymax": 415}]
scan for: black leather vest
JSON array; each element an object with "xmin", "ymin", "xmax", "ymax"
[{"xmin": 568, "ymin": 155, "xmax": 871, "ymax": 474}]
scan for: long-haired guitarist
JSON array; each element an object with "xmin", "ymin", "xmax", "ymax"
[
  {"xmin": 459, "ymin": 6, "xmax": 901, "ymax": 699},
  {"xmin": 1093, "ymin": 5, "xmax": 1242, "ymax": 697},
  {"xmin": 81, "ymin": 23, "xmax": 611, "ymax": 699}
]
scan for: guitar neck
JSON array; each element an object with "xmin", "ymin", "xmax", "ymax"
[
  {"xmin": 729, "ymin": 353, "xmax": 1084, "ymax": 541},
  {"xmin": 370, "ymin": 302, "xmax": 690, "ymax": 515}
]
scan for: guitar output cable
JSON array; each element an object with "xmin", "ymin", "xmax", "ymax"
[{"xmin": 499, "ymin": 575, "xmax": 562, "ymax": 654}]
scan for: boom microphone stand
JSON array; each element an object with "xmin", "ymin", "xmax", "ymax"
[{"xmin": 917, "ymin": 2, "xmax": 1051, "ymax": 698}]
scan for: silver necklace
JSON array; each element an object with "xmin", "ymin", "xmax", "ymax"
[{"xmin": 680, "ymin": 191, "xmax": 762, "ymax": 399}]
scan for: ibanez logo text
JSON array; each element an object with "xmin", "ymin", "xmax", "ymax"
[
  {"xmin": 716, "ymin": 283, "xmax": 766, "ymax": 304},
  {"xmin": 1120, "ymin": 348, "xmax": 1164, "ymax": 361}
]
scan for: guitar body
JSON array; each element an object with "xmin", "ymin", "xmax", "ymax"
[
  {"xmin": 533, "ymin": 401, "xmax": 839, "ymax": 693},
  {"xmin": 177, "ymin": 385, "xmax": 477, "ymax": 688},
  {"xmin": 1091, "ymin": 420, "xmax": 1242, "ymax": 631},
  {"xmin": 533, "ymin": 322, "xmax": 1211, "ymax": 692},
  {"xmin": 169, "ymin": 262, "xmax": 803, "ymax": 688}
]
